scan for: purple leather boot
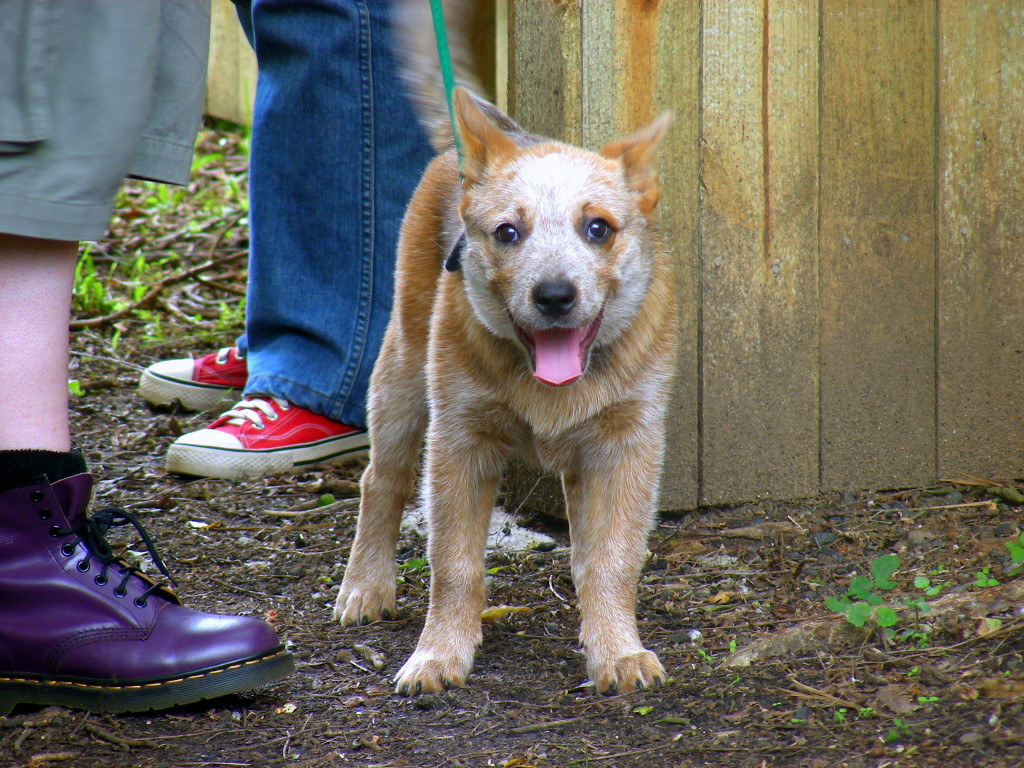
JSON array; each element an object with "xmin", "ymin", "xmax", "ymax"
[{"xmin": 0, "ymin": 472, "xmax": 294, "ymax": 713}]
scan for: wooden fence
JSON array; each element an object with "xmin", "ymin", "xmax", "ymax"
[
  {"xmin": 504, "ymin": 0, "xmax": 1024, "ymax": 511},
  {"xmin": 207, "ymin": 1, "xmax": 1024, "ymax": 510}
]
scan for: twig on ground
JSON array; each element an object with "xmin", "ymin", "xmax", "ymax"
[
  {"xmin": 784, "ymin": 677, "xmax": 861, "ymax": 710},
  {"xmin": 82, "ymin": 722, "xmax": 158, "ymax": 750},
  {"xmin": 508, "ymin": 716, "xmax": 589, "ymax": 734}
]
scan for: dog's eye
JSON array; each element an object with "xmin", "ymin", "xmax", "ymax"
[
  {"xmin": 585, "ymin": 218, "xmax": 612, "ymax": 245},
  {"xmin": 494, "ymin": 223, "xmax": 520, "ymax": 244}
]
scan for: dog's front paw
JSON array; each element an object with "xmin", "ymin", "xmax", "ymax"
[
  {"xmin": 590, "ymin": 649, "xmax": 666, "ymax": 695},
  {"xmin": 394, "ymin": 648, "xmax": 474, "ymax": 695},
  {"xmin": 333, "ymin": 577, "xmax": 396, "ymax": 626}
]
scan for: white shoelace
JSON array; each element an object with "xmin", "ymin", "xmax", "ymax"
[
  {"xmin": 213, "ymin": 346, "xmax": 245, "ymax": 365},
  {"xmin": 219, "ymin": 396, "xmax": 289, "ymax": 429}
]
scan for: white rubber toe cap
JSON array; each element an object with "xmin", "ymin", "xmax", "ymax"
[
  {"xmin": 171, "ymin": 427, "xmax": 245, "ymax": 450},
  {"xmin": 139, "ymin": 358, "xmax": 239, "ymax": 412},
  {"xmin": 146, "ymin": 357, "xmax": 196, "ymax": 381}
]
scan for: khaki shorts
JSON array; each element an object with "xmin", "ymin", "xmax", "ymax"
[{"xmin": 0, "ymin": 0, "xmax": 211, "ymax": 241}]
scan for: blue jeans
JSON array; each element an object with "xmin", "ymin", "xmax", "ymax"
[{"xmin": 233, "ymin": 0, "xmax": 432, "ymax": 428}]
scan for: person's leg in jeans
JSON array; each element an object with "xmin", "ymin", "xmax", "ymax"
[{"xmin": 154, "ymin": 0, "xmax": 433, "ymax": 480}]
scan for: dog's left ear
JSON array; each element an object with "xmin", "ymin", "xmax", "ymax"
[
  {"xmin": 453, "ymin": 87, "xmax": 517, "ymax": 186},
  {"xmin": 598, "ymin": 112, "xmax": 673, "ymax": 217}
]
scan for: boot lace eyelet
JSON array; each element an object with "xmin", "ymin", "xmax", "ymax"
[
  {"xmin": 60, "ymin": 506, "xmax": 177, "ymax": 609},
  {"xmin": 30, "ymin": 491, "xmax": 44, "ymax": 503},
  {"xmin": 38, "ymin": 508, "xmax": 52, "ymax": 520},
  {"xmin": 133, "ymin": 598, "xmax": 148, "ymax": 608}
]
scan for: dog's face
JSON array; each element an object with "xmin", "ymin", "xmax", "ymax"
[{"xmin": 452, "ymin": 90, "xmax": 671, "ymax": 386}]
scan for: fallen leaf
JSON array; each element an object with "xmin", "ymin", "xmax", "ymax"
[
  {"xmin": 721, "ymin": 704, "xmax": 752, "ymax": 723},
  {"xmin": 976, "ymin": 678, "xmax": 1024, "ymax": 700},
  {"xmin": 875, "ymin": 684, "xmax": 920, "ymax": 715},
  {"xmin": 481, "ymin": 605, "xmax": 532, "ymax": 622},
  {"xmin": 658, "ymin": 715, "xmax": 690, "ymax": 725},
  {"xmin": 977, "ymin": 617, "xmax": 1003, "ymax": 637},
  {"xmin": 358, "ymin": 734, "xmax": 383, "ymax": 752},
  {"xmin": 708, "ymin": 591, "xmax": 738, "ymax": 605},
  {"xmin": 353, "ymin": 643, "xmax": 386, "ymax": 671},
  {"xmin": 670, "ymin": 540, "xmax": 708, "ymax": 556}
]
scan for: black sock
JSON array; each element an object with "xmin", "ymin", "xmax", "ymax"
[{"xmin": 0, "ymin": 449, "xmax": 88, "ymax": 487}]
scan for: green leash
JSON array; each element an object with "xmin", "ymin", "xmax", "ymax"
[{"xmin": 428, "ymin": 0, "xmax": 464, "ymax": 168}]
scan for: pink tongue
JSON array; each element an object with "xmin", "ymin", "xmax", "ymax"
[{"xmin": 532, "ymin": 326, "xmax": 588, "ymax": 386}]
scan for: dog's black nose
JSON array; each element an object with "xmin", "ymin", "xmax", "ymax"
[{"xmin": 532, "ymin": 280, "xmax": 577, "ymax": 318}]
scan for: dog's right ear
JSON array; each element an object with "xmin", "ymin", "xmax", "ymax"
[
  {"xmin": 598, "ymin": 112, "xmax": 673, "ymax": 218},
  {"xmin": 453, "ymin": 87, "xmax": 517, "ymax": 186}
]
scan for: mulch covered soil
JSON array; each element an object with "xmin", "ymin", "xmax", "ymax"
[{"xmin": 3, "ymin": 126, "xmax": 1022, "ymax": 768}]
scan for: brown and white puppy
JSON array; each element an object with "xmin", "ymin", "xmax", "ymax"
[{"xmin": 333, "ymin": 84, "xmax": 676, "ymax": 695}]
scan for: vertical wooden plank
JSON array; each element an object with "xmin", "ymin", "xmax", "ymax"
[
  {"xmin": 495, "ymin": 0, "xmax": 509, "ymax": 112},
  {"xmin": 819, "ymin": 1, "xmax": 937, "ymax": 491},
  {"xmin": 578, "ymin": 1, "xmax": 702, "ymax": 510},
  {"xmin": 205, "ymin": 0, "xmax": 257, "ymax": 125},
  {"xmin": 938, "ymin": 2, "xmax": 1024, "ymax": 479},
  {"xmin": 699, "ymin": 0, "xmax": 820, "ymax": 505},
  {"xmin": 507, "ymin": 0, "xmax": 581, "ymax": 144},
  {"xmin": 649, "ymin": 1, "xmax": 702, "ymax": 511},
  {"xmin": 761, "ymin": 2, "xmax": 821, "ymax": 500}
]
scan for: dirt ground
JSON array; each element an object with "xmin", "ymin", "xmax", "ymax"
[{"xmin": 3, "ymin": 127, "xmax": 1022, "ymax": 768}]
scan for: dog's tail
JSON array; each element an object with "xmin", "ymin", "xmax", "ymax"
[{"xmin": 392, "ymin": 0, "xmax": 518, "ymax": 153}]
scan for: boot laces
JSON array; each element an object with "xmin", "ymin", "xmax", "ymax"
[{"xmin": 54, "ymin": 508, "xmax": 176, "ymax": 606}]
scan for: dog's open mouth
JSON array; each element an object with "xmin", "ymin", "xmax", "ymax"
[{"xmin": 512, "ymin": 313, "xmax": 603, "ymax": 386}]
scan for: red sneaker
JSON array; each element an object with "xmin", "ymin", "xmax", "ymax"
[
  {"xmin": 139, "ymin": 347, "xmax": 247, "ymax": 412},
  {"xmin": 165, "ymin": 396, "xmax": 369, "ymax": 480}
]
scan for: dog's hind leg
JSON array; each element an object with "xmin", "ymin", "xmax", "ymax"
[
  {"xmin": 561, "ymin": 404, "xmax": 668, "ymax": 694},
  {"xmin": 334, "ymin": 335, "xmax": 427, "ymax": 627}
]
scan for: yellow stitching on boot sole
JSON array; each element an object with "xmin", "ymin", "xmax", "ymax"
[{"xmin": 0, "ymin": 649, "xmax": 288, "ymax": 691}]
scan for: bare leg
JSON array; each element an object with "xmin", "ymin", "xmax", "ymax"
[{"xmin": 0, "ymin": 235, "xmax": 78, "ymax": 451}]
